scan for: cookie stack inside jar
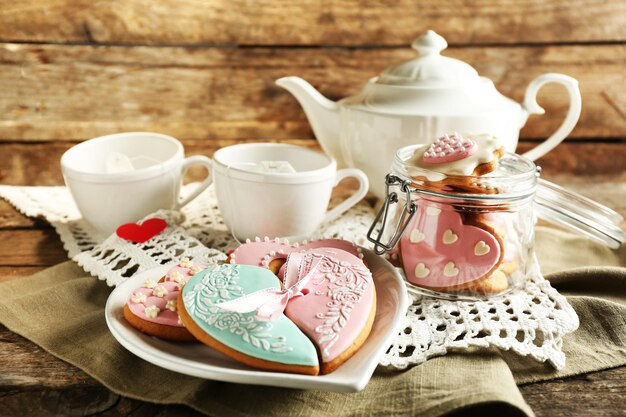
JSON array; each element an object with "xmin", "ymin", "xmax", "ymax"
[{"xmin": 368, "ymin": 132, "xmax": 539, "ymax": 300}]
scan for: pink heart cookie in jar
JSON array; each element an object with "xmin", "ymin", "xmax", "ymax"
[{"xmin": 399, "ymin": 203, "xmax": 504, "ymax": 289}]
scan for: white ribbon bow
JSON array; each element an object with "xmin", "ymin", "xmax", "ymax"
[{"xmin": 216, "ymin": 252, "xmax": 321, "ymax": 322}]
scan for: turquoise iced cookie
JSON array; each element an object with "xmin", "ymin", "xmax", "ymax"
[{"xmin": 182, "ymin": 263, "xmax": 319, "ymax": 370}]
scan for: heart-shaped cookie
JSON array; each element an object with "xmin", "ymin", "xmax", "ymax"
[
  {"xmin": 180, "ymin": 248, "xmax": 376, "ymax": 375},
  {"xmin": 423, "ymin": 133, "xmax": 477, "ymax": 164},
  {"xmin": 229, "ymin": 237, "xmax": 362, "ymax": 274},
  {"xmin": 409, "ymin": 134, "xmax": 505, "ymax": 195},
  {"xmin": 124, "ymin": 258, "xmax": 206, "ymax": 341},
  {"xmin": 283, "ymin": 250, "xmax": 376, "ymax": 374},
  {"xmin": 180, "ymin": 264, "xmax": 320, "ymax": 375},
  {"xmin": 400, "ymin": 203, "xmax": 503, "ymax": 288}
]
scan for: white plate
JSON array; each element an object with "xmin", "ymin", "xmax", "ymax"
[{"xmin": 105, "ymin": 248, "xmax": 408, "ymax": 392}]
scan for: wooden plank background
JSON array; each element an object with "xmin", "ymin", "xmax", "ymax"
[
  {"xmin": 0, "ymin": 0, "xmax": 625, "ymax": 145},
  {"xmin": 0, "ymin": 43, "xmax": 624, "ymax": 141},
  {"xmin": 0, "ymin": 1, "xmax": 625, "ymax": 416},
  {"xmin": 2, "ymin": 0, "xmax": 625, "ymax": 45}
]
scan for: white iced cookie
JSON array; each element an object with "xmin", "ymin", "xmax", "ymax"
[{"xmin": 408, "ymin": 133, "xmax": 503, "ymax": 182}]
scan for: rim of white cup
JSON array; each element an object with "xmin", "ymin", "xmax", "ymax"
[
  {"xmin": 212, "ymin": 143, "xmax": 337, "ymax": 184},
  {"xmin": 61, "ymin": 132, "xmax": 184, "ymax": 183}
]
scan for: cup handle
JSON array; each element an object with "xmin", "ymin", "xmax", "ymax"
[
  {"xmin": 176, "ymin": 155, "xmax": 213, "ymax": 209},
  {"xmin": 321, "ymin": 168, "xmax": 369, "ymax": 225},
  {"xmin": 520, "ymin": 73, "xmax": 582, "ymax": 161}
]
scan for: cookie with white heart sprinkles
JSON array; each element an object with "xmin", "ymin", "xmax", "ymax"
[
  {"xmin": 399, "ymin": 202, "xmax": 506, "ymax": 292},
  {"xmin": 123, "ymin": 258, "xmax": 206, "ymax": 342},
  {"xmin": 407, "ymin": 133, "xmax": 505, "ymax": 194},
  {"xmin": 435, "ymin": 261, "xmax": 517, "ymax": 294}
]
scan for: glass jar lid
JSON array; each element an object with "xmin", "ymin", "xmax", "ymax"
[
  {"xmin": 392, "ymin": 143, "xmax": 539, "ymax": 201},
  {"xmin": 535, "ymin": 179, "xmax": 625, "ymax": 249}
]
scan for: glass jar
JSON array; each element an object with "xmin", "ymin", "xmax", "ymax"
[{"xmin": 368, "ymin": 144, "xmax": 625, "ymax": 300}]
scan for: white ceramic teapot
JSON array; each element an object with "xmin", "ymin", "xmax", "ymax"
[{"xmin": 276, "ymin": 30, "xmax": 582, "ymax": 198}]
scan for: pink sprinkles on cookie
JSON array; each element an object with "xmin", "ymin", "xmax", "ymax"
[{"xmin": 423, "ymin": 133, "xmax": 477, "ymax": 164}]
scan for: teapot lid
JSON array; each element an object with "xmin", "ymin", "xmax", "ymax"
[{"xmin": 376, "ymin": 30, "xmax": 480, "ymax": 88}]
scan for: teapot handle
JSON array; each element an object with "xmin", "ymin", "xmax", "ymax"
[{"xmin": 521, "ymin": 73, "xmax": 581, "ymax": 161}]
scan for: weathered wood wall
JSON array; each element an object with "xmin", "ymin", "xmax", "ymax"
[
  {"xmin": 0, "ymin": 0, "xmax": 625, "ymax": 160},
  {"xmin": 0, "ymin": 43, "xmax": 624, "ymax": 142},
  {"xmin": 2, "ymin": 0, "xmax": 625, "ymax": 45}
]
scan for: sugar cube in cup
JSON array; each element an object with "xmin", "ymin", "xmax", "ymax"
[
  {"xmin": 259, "ymin": 161, "xmax": 297, "ymax": 173},
  {"xmin": 229, "ymin": 161, "xmax": 297, "ymax": 174},
  {"xmin": 105, "ymin": 152, "xmax": 135, "ymax": 173},
  {"xmin": 105, "ymin": 153, "xmax": 163, "ymax": 173}
]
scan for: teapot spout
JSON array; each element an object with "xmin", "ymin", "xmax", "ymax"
[{"xmin": 276, "ymin": 77, "xmax": 343, "ymax": 165}]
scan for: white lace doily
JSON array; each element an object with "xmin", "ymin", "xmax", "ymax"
[
  {"xmin": 74, "ymin": 210, "xmax": 226, "ymax": 286},
  {"xmin": 381, "ymin": 260, "xmax": 579, "ymax": 370},
  {"xmin": 0, "ymin": 184, "xmax": 579, "ymax": 369}
]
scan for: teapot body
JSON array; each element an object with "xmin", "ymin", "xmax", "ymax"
[{"xmin": 276, "ymin": 31, "xmax": 581, "ymax": 198}]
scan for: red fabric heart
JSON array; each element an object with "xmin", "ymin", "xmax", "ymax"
[{"xmin": 116, "ymin": 218, "xmax": 167, "ymax": 243}]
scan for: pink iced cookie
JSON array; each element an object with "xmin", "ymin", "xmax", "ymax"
[
  {"xmin": 161, "ymin": 258, "xmax": 207, "ymax": 285},
  {"xmin": 423, "ymin": 133, "xmax": 477, "ymax": 164},
  {"xmin": 229, "ymin": 237, "xmax": 362, "ymax": 271},
  {"xmin": 283, "ymin": 250, "xmax": 376, "ymax": 374},
  {"xmin": 479, "ymin": 211, "xmax": 519, "ymax": 263},
  {"xmin": 400, "ymin": 204, "xmax": 502, "ymax": 288},
  {"xmin": 127, "ymin": 280, "xmax": 184, "ymax": 327},
  {"xmin": 124, "ymin": 258, "xmax": 207, "ymax": 341}
]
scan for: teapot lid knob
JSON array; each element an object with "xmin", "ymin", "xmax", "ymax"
[
  {"xmin": 412, "ymin": 30, "xmax": 448, "ymax": 56},
  {"xmin": 376, "ymin": 29, "xmax": 480, "ymax": 87}
]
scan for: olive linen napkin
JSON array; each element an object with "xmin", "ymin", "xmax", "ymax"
[{"xmin": 1, "ymin": 227, "xmax": 625, "ymax": 417}]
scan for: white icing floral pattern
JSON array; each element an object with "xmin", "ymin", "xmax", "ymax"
[
  {"xmin": 184, "ymin": 264, "xmax": 293, "ymax": 353},
  {"xmin": 311, "ymin": 254, "xmax": 372, "ymax": 357}
]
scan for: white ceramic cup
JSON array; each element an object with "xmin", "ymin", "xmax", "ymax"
[
  {"xmin": 211, "ymin": 143, "xmax": 369, "ymax": 241},
  {"xmin": 61, "ymin": 132, "xmax": 212, "ymax": 235}
]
